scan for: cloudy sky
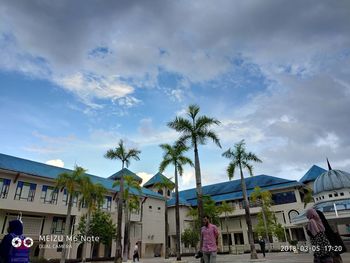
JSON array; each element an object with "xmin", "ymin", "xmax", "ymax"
[{"xmin": 1, "ymin": 0, "xmax": 349, "ymax": 189}]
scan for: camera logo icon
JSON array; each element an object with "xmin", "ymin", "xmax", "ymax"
[{"xmin": 11, "ymin": 237, "xmax": 34, "ymax": 248}]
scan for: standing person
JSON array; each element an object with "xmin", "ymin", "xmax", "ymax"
[
  {"xmin": 306, "ymin": 208, "xmax": 333, "ymax": 263},
  {"xmin": 0, "ymin": 219, "xmax": 30, "ymax": 263},
  {"xmin": 133, "ymin": 242, "xmax": 139, "ymax": 262},
  {"xmin": 200, "ymin": 215, "xmax": 219, "ymax": 263},
  {"xmin": 258, "ymin": 236, "xmax": 266, "ymax": 257},
  {"xmin": 316, "ymin": 210, "xmax": 346, "ymax": 263}
]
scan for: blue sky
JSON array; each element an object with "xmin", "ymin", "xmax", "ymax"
[{"xmin": 1, "ymin": 1, "xmax": 350, "ymax": 189}]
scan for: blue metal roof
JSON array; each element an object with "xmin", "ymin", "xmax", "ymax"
[
  {"xmin": 143, "ymin": 172, "xmax": 175, "ymax": 188},
  {"xmin": 166, "ymin": 196, "xmax": 191, "ymax": 207},
  {"xmin": 108, "ymin": 168, "xmax": 143, "ymax": 183},
  {"xmin": 299, "ymin": 165, "xmax": 326, "ymax": 183},
  {"xmin": 177, "ymin": 175, "xmax": 303, "ymax": 206},
  {"xmin": 0, "ymin": 153, "xmax": 163, "ymax": 200}
]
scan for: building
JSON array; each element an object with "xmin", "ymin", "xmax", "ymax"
[
  {"xmin": 2, "ymin": 152, "xmax": 341, "ymax": 259},
  {"xmin": 292, "ymin": 161, "xmax": 350, "ymax": 250},
  {"xmin": 145, "ymin": 166, "xmax": 328, "ymax": 254},
  {"xmin": 0, "ymin": 153, "xmax": 165, "ymax": 260}
]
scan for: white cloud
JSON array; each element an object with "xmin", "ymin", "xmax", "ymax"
[
  {"xmin": 137, "ymin": 172, "xmax": 154, "ymax": 186},
  {"xmin": 46, "ymin": 159, "xmax": 64, "ymax": 167}
]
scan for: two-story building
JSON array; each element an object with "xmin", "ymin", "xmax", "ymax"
[
  {"xmin": 143, "ymin": 165, "xmax": 327, "ymax": 254},
  {"xmin": 0, "ymin": 153, "xmax": 165, "ymax": 260}
]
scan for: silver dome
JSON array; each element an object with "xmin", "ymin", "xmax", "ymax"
[{"xmin": 313, "ymin": 169, "xmax": 350, "ymax": 194}]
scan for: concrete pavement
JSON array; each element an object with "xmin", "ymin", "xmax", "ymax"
[{"xmin": 90, "ymin": 252, "xmax": 350, "ymax": 263}]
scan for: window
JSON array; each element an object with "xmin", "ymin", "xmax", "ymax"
[
  {"xmin": 101, "ymin": 196, "xmax": 112, "ymax": 211},
  {"xmin": 340, "ymin": 193, "xmax": 344, "ymax": 196},
  {"xmin": 167, "ymin": 190, "xmax": 171, "ymax": 196},
  {"xmin": 334, "ymin": 193, "xmax": 338, "ymax": 197},
  {"xmin": 63, "ymin": 190, "xmax": 79, "ymax": 207},
  {"xmin": 14, "ymin": 181, "xmax": 36, "ymax": 201},
  {"xmin": 51, "ymin": 217, "xmax": 65, "ymax": 234},
  {"xmin": 149, "ymin": 205, "xmax": 152, "ymax": 209},
  {"xmin": 158, "ymin": 189, "xmax": 163, "ymax": 195},
  {"xmin": 271, "ymin": 191, "xmax": 297, "ymax": 205},
  {"xmin": 158, "ymin": 207, "xmax": 161, "ymax": 211},
  {"xmin": 0, "ymin": 178, "xmax": 10, "ymax": 199},
  {"xmin": 41, "ymin": 186, "xmax": 58, "ymax": 204},
  {"xmin": 329, "ymin": 194, "xmax": 333, "ymax": 198}
]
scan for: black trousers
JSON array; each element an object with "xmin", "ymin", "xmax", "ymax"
[
  {"xmin": 260, "ymin": 245, "xmax": 266, "ymax": 257},
  {"xmin": 133, "ymin": 252, "xmax": 139, "ymax": 262}
]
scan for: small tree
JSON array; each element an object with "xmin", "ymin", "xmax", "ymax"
[
  {"xmin": 79, "ymin": 210, "xmax": 117, "ymax": 257},
  {"xmin": 217, "ymin": 201, "xmax": 234, "ymax": 251},
  {"xmin": 251, "ymin": 187, "xmax": 285, "ymax": 249},
  {"xmin": 181, "ymin": 228, "xmax": 200, "ymax": 248}
]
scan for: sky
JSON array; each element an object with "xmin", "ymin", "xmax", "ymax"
[{"xmin": 0, "ymin": 0, "xmax": 349, "ymax": 190}]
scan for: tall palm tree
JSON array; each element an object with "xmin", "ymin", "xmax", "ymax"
[
  {"xmin": 159, "ymin": 141, "xmax": 193, "ymax": 261},
  {"xmin": 217, "ymin": 201, "xmax": 234, "ymax": 252},
  {"xmin": 154, "ymin": 176, "xmax": 175, "ymax": 259},
  {"xmin": 56, "ymin": 166, "xmax": 86, "ymax": 263},
  {"xmin": 113, "ymin": 175, "xmax": 142, "ymax": 261},
  {"xmin": 222, "ymin": 140, "xmax": 262, "ymax": 260},
  {"xmin": 168, "ymin": 104, "xmax": 221, "ymax": 224},
  {"xmin": 80, "ymin": 177, "xmax": 107, "ymax": 262},
  {"xmin": 105, "ymin": 139, "xmax": 141, "ymax": 263}
]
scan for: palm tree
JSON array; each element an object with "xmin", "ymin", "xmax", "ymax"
[
  {"xmin": 154, "ymin": 176, "xmax": 175, "ymax": 259},
  {"xmin": 251, "ymin": 187, "xmax": 271, "ymax": 252},
  {"xmin": 222, "ymin": 140, "xmax": 262, "ymax": 260},
  {"xmin": 159, "ymin": 141, "xmax": 193, "ymax": 261},
  {"xmin": 217, "ymin": 201, "xmax": 234, "ymax": 253},
  {"xmin": 105, "ymin": 139, "xmax": 141, "ymax": 263},
  {"xmin": 113, "ymin": 175, "xmax": 142, "ymax": 260},
  {"xmin": 79, "ymin": 177, "xmax": 107, "ymax": 262},
  {"xmin": 168, "ymin": 104, "xmax": 221, "ymax": 224},
  {"xmin": 56, "ymin": 166, "xmax": 86, "ymax": 263}
]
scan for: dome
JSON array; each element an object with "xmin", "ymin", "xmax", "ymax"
[{"xmin": 313, "ymin": 169, "xmax": 350, "ymax": 195}]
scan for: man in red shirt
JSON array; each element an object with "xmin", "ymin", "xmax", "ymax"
[{"xmin": 200, "ymin": 215, "xmax": 219, "ymax": 263}]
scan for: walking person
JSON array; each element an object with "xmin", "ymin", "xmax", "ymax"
[
  {"xmin": 306, "ymin": 208, "xmax": 333, "ymax": 263},
  {"xmin": 133, "ymin": 242, "xmax": 139, "ymax": 262},
  {"xmin": 258, "ymin": 236, "xmax": 266, "ymax": 257},
  {"xmin": 316, "ymin": 210, "xmax": 346, "ymax": 263},
  {"xmin": 200, "ymin": 215, "xmax": 219, "ymax": 263}
]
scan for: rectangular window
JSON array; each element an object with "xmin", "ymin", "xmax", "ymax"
[
  {"xmin": 14, "ymin": 181, "xmax": 36, "ymax": 201},
  {"xmin": 51, "ymin": 217, "xmax": 65, "ymax": 234},
  {"xmin": 101, "ymin": 196, "xmax": 112, "ymax": 211},
  {"xmin": 271, "ymin": 191, "xmax": 297, "ymax": 205},
  {"xmin": 0, "ymin": 178, "xmax": 10, "ymax": 199},
  {"xmin": 41, "ymin": 185, "xmax": 58, "ymax": 204},
  {"xmin": 63, "ymin": 190, "xmax": 79, "ymax": 207}
]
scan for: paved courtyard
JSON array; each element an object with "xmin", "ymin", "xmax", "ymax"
[{"xmin": 92, "ymin": 252, "xmax": 350, "ymax": 263}]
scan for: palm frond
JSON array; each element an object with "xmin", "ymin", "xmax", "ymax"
[
  {"xmin": 227, "ymin": 162, "xmax": 236, "ymax": 180},
  {"xmin": 195, "ymin": 116, "xmax": 221, "ymax": 130},
  {"xmin": 167, "ymin": 117, "xmax": 193, "ymax": 133},
  {"xmin": 205, "ymin": 130, "xmax": 221, "ymax": 148},
  {"xmin": 188, "ymin": 104, "xmax": 200, "ymax": 120}
]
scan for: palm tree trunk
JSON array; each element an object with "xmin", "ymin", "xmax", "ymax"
[
  {"xmin": 165, "ymin": 202, "xmax": 169, "ymax": 259},
  {"xmin": 60, "ymin": 193, "xmax": 73, "ymax": 263},
  {"xmin": 261, "ymin": 203, "xmax": 271, "ymax": 252},
  {"xmin": 123, "ymin": 199, "xmax": 130, "ymax": 261},
  {"xmin": 194, "ymin": 143, "xmax": 204, "ymax": 225},
  {"xmin": 115, "ymin": 165, "xmax": 124, "ymax": 263},
  {"xmin": 239, "ymin": 164, "xmax": 258, "ymax": 259},
  {"xmin": 174, "ymin": 165, "xmax": 181, "ymax": 261},
  {"xmin": 81, "ymin": 212, "xmax": 91, "ymax": 262},
  {"xmin": 225, "ymin": 214, "xmax": 230, "ymax": 253}
]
